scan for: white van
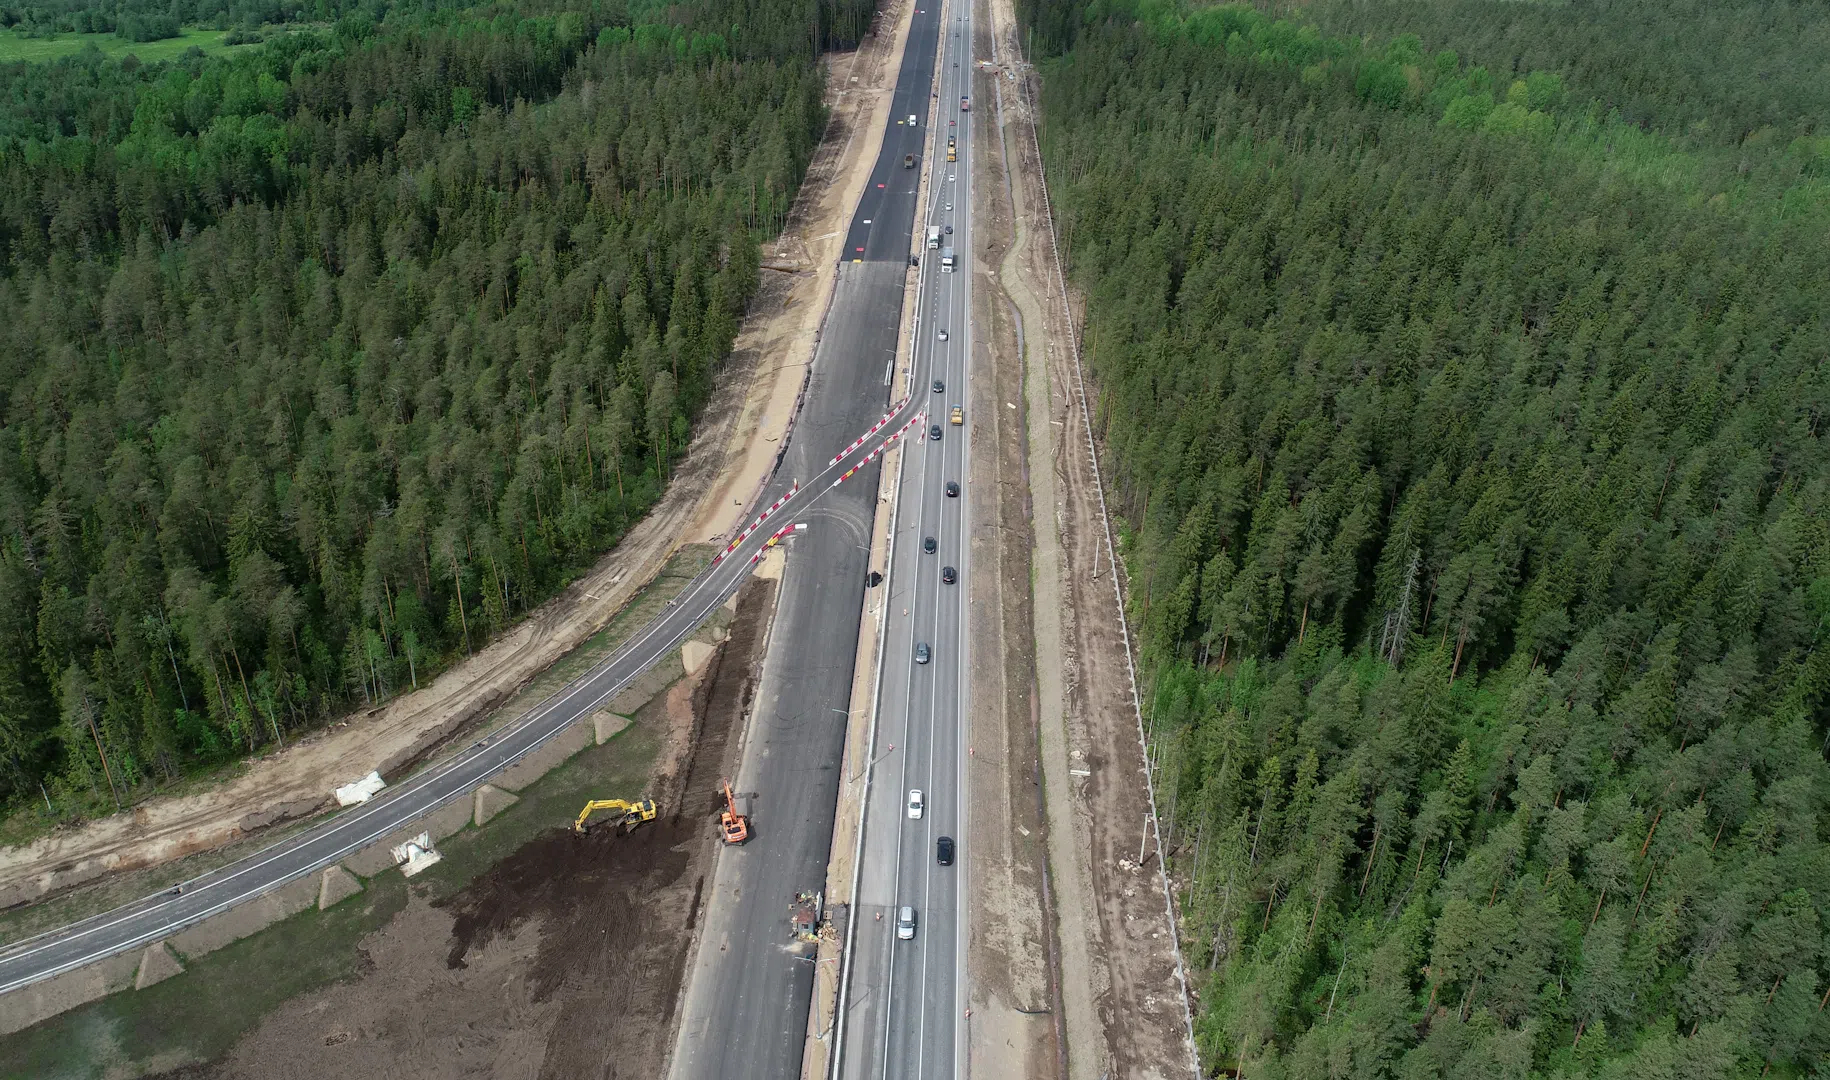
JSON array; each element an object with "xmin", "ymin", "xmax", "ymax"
[{"xmin": 897, "ymin": 906, "xmax": 917, "ymax": 940}]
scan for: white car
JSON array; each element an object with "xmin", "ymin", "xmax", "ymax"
[
  {"xmin": 938, "ymin": 329, "xmax": 949, "ymax": 340},
  {"xmin": 907, "ymin": 789, "xmax": 924, "ymax": 819},
  {"xmin": 948, "ymin": 174, "xmax": 955, "ymax": 182},
  {"xmin": 945, "ymin": 203, "xmax": 952, "ymax": 211},
  {"xmin": 897, "ymin": 905, "xmax": 917, "ymax": 941}
]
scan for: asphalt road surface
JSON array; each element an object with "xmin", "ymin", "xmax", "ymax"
[
  {"xmin": 0, "ymin": 1, "xmax": 944, "ymax": 991},
  {"xmin": 666, "ymin": 2, "xmax": 964, "ymax": 1078},
  {"xmin": 831, "ymin": 3, "xmax": 976, "ymax": 1076}
]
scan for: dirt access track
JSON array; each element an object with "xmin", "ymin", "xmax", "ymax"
[
  {"xmin": 0, "ymin": 13, "xmax": 923, "ymax": 918},
  {"xmin": 971, "ymin": 0, "xmax": 1199, "ymax": 1074}
]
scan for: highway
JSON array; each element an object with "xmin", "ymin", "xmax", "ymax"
[
  {"xmin": 667, "ymin": 1, "xmax": 972, "ymax": 1078},
  {"xmin": 833, "ymin": 1, "xmax": 975, "ymax": 1076},
  {"xmin": 0, "ymin": 0, "xmax": 946, "ymax": 987}
]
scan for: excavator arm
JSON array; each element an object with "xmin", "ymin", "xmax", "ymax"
[{"xmin": 574, "ymin": 797, "xmax": 659, "ymax": 834}]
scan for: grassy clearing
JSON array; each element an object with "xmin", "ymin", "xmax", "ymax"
[
  {"xmin": 0, "ymin": 27, "xmax": 256, "ymax": 64},
  {"xmin": 0, "ymin": 873, "xmax": 410, "ymax": 1078},
  {"xmin": 0, "ymin": 709, "xmax": 668, "ymax": 1077}
]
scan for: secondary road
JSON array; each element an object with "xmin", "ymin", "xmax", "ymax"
[
  {"xmin": 834, "ymin": 2, "xmax": 976, "ymax": 1077},
  {"xmin": 666, "ymin": 1, "xmax": 948, "ymax": 1078},
  {"xmin": 0, "ymin": 3, "xmax": 945, "ymax": 987}
]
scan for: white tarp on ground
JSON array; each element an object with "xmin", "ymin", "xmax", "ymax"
[
  {"xmin": 334, "ymin": 771, "xmax": 386, "ymax": 806},
  {"xmin": 391, "ymin": 832, "xmax": 441, "ymax": 877}
]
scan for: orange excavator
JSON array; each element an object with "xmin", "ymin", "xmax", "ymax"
[{"xmin": 720, "ymin": 780, "xmax": 751, "ymax": 845}]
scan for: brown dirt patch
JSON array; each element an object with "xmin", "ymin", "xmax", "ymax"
[{"xmin": 962, "ymin": 3, "xmax": 1058, "ymax": 1077}]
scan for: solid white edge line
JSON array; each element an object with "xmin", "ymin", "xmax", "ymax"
[{"xmin": 831, "ymin": 0, "xmax": 944, "ymax": 1072}]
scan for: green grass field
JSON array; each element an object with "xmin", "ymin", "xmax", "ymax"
[{"xmin": 0, "ymin": 27, "xmax": 253, "ymax": 64}]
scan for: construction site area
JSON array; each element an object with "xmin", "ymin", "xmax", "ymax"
[{"xmin": 0, "ymin": 576, "xmax": 773, "ymax": 1080}]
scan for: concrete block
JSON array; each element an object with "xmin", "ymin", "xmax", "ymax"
[
  {"xmin": 317, "ymin": 865, "xmax": 364, "ymax": 910},
  {"xmin": 682, "ymin": 639, "xmax": 716, "ymax": 676},
  {"xmin": 592, "ymin": 711, "xmax": 631, "ymax": 745},
  {"xmin": 169, "ymin": 875, "xmax": 317, "ymax": 960},
  {"xmin": 134, "ymin": 941, "xmax": 185, "ymax": 990},
  {"xmin": 344, "ymin": 823, "xmax": 428, "ymax": 877},
  {"xmin": 492, "ymin": 720, "xmax": 593, "ymax": 793},
  {"xmin": 425, "ymin": 797, "xmax": 472, "ymax": 843},
  {"xmin": 0, "ymin": 949, "xmax": 138, "ymax": 1035},
  {"xmin": 474, "ymin": 783, "xmax": 520, "ymax": 826}
]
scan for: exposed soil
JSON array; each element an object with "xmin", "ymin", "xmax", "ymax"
[
  {"xmin": 978, "ymin": 0, "xmax": 1197, "ymax": 1074},
  {"xmin": 960, "ymin": 1, "xmax": 1059, "ymax": 1076},
  {"xmin": 152, "ymin": 579, "xmax": 773, "ymax": 1080}
]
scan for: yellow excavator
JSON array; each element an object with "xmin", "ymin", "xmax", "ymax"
[{"xmin": 573, "ymin": 797, "xmax": 659, "ymax": 834}]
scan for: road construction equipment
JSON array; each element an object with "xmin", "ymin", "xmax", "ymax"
[
  {"xmin": 574, "ymin": 797, "xmax": 658, "ymax": 834},
  {"xmin": 720, "ymin": 780, "xmax": 752, "ymax": 844}
]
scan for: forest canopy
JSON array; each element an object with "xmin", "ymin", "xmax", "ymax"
[
  {"xmin": 1024, "ymin": 0, "xmax": 1830, "ymax": 1075},
  {"xmin": 0, "ymin": 0, "xmax": 877, "ymax": 816}
]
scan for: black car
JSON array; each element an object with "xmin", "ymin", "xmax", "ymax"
[
  {"xmin": 929, "ymin": 424, "xmax": 942, "ymax": 440},
  {"xmin": 945, "ymin": 481, "xmax": 959, "ymax": 497},
  {"xmin": 923, "ymin": 536, "xmax": 937, "ymax": 553},
  {"xmin": 937, "ymin": 836, "xmax": 954, "ymax": 865},
  {"xmin": 932, "ymin": 379, "xmax": 944, "ymax": 393},
  {"xmin": 942, "ymin": 566, "xmax": 956, "ymax": 583}
]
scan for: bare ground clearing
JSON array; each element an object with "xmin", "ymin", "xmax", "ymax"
[
  {"xmin": 0, "ymin": 17, "xmax": 921, "ymax": 923},
  {"xmin": 980, "ymin": 0, "xmax": 1196, "ymax": 1073},
  {"xmin": 961, "ymin": 1, "xmax": 1057, "ymax": 1075}
]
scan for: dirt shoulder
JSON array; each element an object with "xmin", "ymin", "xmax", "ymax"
[
  {"xmin": 961, "ymin": 0, "xmax": 1057, "ymax": 1075},
  {"xmin": 0, "ymin": 24, "xmax": 919, "ymax": 920},
  {"xmin": 981, "ymin": 0, "xmax": 1198, "ymax": 1073}
]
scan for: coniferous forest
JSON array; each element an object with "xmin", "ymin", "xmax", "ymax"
[
  {"xmin": 0, "ymin": 0, "xmax": 883, "ymax": 814},
  {"xmin": 1022, "ymin": 0, "xmax": 1830, "ymax": 1075}
]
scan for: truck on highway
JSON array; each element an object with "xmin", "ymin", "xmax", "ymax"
[
  {"xmin": 903, "ymin": 152, "xmax": 915, "ymax": 169},
  {"xmin": 947, "ymin": 145, "xmax": 956, "ymax": 162},
  {"xmin": 950, "ymin": 405, "xmax": 963, "ymax": 425},
  {"xmin": 927, "ymin": 225, "xmax": 941, "ymax": 248},
  {"xmin": 960, "ymin": 96, "xmax": 969, "ymax": 111},
  {"xmin": 940, "ymin": 246, "xmax": 955, "ymax": 272}
]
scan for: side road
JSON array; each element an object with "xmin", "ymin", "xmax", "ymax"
[{"xmin": 0, "ymin": 29, "xmax": 918, "ymax": 920}]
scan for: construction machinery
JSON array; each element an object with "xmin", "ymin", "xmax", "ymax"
[
  {"xmin": 720, "ymin": 780, "xmax": 751, "ymax": 844},
  {"xmin": 573, "ymin": 797, "xmax": 658, "ymax": 834}
]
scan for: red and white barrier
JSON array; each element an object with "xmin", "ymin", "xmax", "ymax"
[
  {"xmin": 829, "ymin": 397, "xmax": 912, "ymax": 467},
  {"xmin": 750, "ymin": 521, "xmax": 800, "ymax": 564},
  {"xmin": 713, "ymin": 480, "xmax": 800, "ymax": 564},
  {"xmin": 832, "ymin": 413, "xmax": 924, "ymax": 488}
]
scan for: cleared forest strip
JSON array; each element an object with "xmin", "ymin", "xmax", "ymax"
[{"xmin": 982, "ymin": 0, "xmax": 1199, "ymax": 1070}]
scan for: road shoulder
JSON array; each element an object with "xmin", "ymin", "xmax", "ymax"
[{"xmin": 961, "ymin": 1, "xmax": 1058, "ymax": 1075}]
